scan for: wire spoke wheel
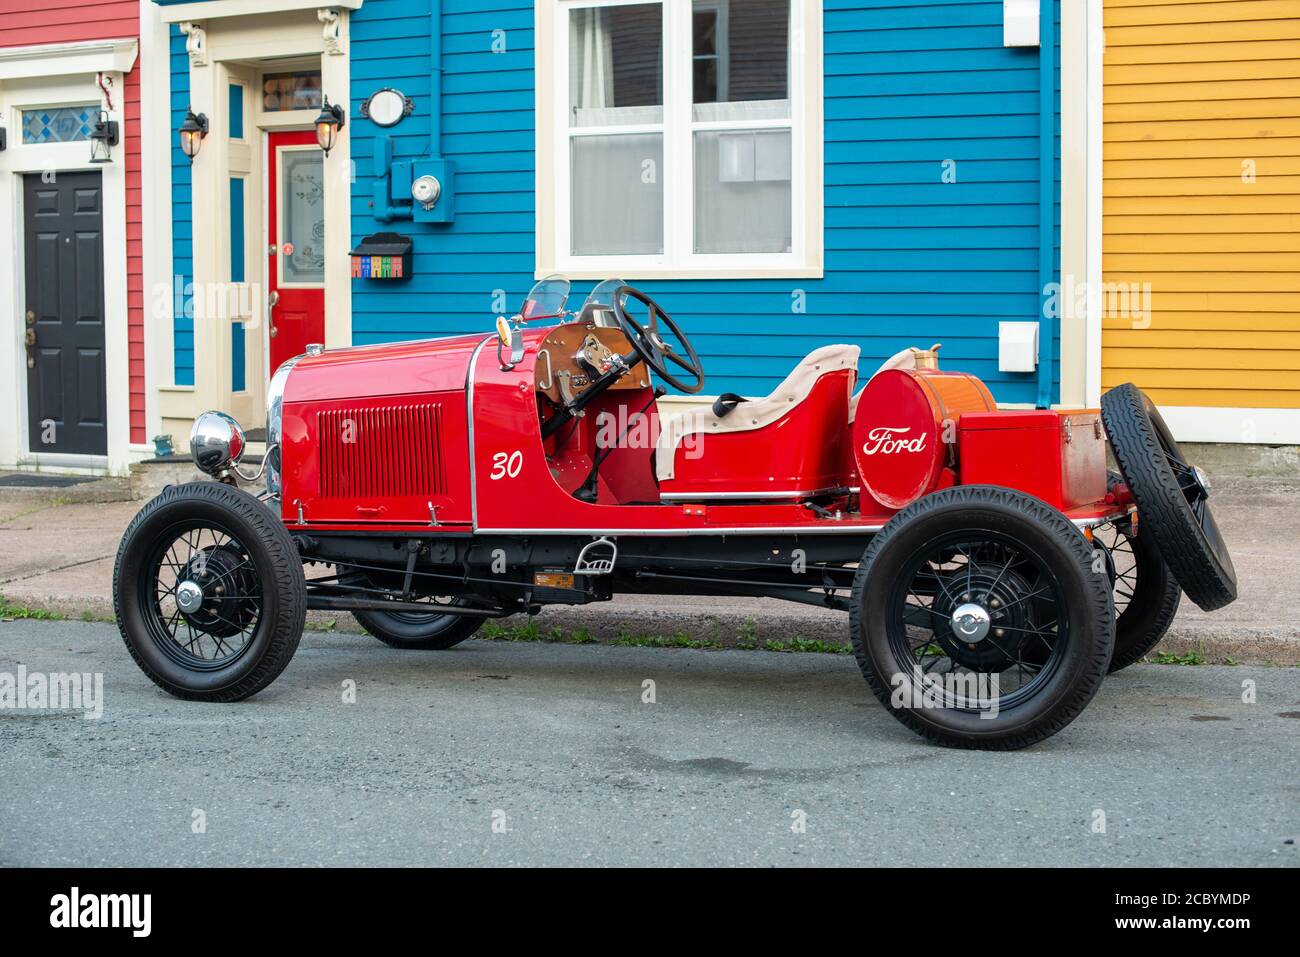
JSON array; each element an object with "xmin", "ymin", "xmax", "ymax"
[
  {"xmin": 892, "ymin": 533, "xmax": 1067, "ymax": 712},
  {"xmin": 1091, "ymin": 473, "xmax": 1183, "ymax": 672},
  {"xmin": 144, "ymin": 521, "xmax": 262, "ymax": 670},
  {"xmin": 114, "ymin": 482, "xmax": 305, "ymax": 701},
  {"xmin": 850, "ymin": 486, "xmax": 1113, "ymax": 750}
]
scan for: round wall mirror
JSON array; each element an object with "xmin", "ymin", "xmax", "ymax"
[{"xmin": 362, "ymin": 88, "xmax": 410, "ymax": 128}]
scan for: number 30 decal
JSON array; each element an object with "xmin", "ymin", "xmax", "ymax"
[{"xmin": 489, "ymin": 450, "xmax": 523, "ymax": 480}]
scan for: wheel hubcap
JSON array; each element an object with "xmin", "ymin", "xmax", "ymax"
[
  {"xmin": 1191, "ymin": 465, "xmax": 1211, "ymax": 498},
  {"xmin": 176, "ymin": 579, "xmax": 204, "ymax": 613},
  {"xmin": 951, "ymin": 602, "xmax": 991, "ymax": 643}
]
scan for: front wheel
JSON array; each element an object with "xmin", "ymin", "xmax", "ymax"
[
  {"xmin": 849, "ymin": 486, "xmax": 1114, "ymax": 750},
  {"xmin": 113, "ymin": 482, "xmax": 306, "ymax": 701}
]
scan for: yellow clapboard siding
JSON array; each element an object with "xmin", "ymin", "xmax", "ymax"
[
  {"xmin": 1104, "ymin": 329, "xmax": 1300, "ymax": 349},
  {"xmin": 1104, "ymin": 252, "xmax": 1300, "ymax": 271},
  {"xmin": 1123, "ymin": 292, "xmax": 1299, "ymax": 311},
  {"xmin": 1107, "ymin": 1, "xmax": 1300, "ymax": 28},
  {"xmin": 1106, "ymin": 116, "xmax": 1300, "ymax": 141},
  {"xmin": 1107, "ymin": 20, "xmax": 1300, "ymax": 47},
  {"xmin": 1104, "ymin": 175, "xmax": 1300, "ymax": 196},
  {"xmin": 1106, "ymin": 233, "xmax": 1300, "ymax": 252},
  {"xmin": 1105, "ymin": 194, "xmax": 1300, "ymax": 214},
  {"xmin": 1102, "ymin": 1, "xmax": 1300, "ymax": 411},
  {"xmin": 1107, "ymin": 77, "xmax": 1300, "ymax": 104},
  {"xmin": 1106, "ymin": 136, "xmax": 1300, "ymax": 160},
  {"xmin": 1107, "ymin": 314, "xmax": 1300, "ymax": 332},
  {"xmin": 1103, "ymin": 214, "xmax": 1300, "ymax": 234},
  {"xmin": 1108, "ymin": 59, "xmax": 1300, "ymax": 85},
  {"xmin": 1105, "ymin": 156, "xmax": 1300, "ymax": 178},
  {"xmin": 1107, "ymin": 271, "xmax": 1300, "ymax": 291},
  {"xmin": 1099, "ymin": 367, "xmax": 1300, "ymax": 389},
  {"xmin": 1105, "ymin": 38, "xmax": 1300, "ymax": 65},
  {"xmin": 1102, "ymin": 348, "xmax": 1300, "ymax": 371},
  {"xmin": 1107, "ymin": 97, "xmax": 1300, "ymax": 123},
  {"xmin": 1096, "ymin": 382, "xmax": 1300, "ymax": 409}
]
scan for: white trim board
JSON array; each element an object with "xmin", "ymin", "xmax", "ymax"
[
  {"xmin": 158, "ymin": 0, "xmax": 362, "ymax": 23},
  {"xmin": 0, "ymin": 38, "xmax": 138, "ymax": 80},
  {"xmin": 1158, "ymin": 407, "xmax": 1300, "ymax": 446}
]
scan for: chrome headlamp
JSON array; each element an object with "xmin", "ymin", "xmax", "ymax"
[
  {"xmin": 265, "ymin": 355, "xmax": 302, "ymax": 496},
  {"xmin": 190, "ymin": 411, "xmax": 246, "ymax": 476}
]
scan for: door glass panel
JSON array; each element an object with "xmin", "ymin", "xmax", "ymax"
[
  {"xmin": 21, "ymin": 104, "xmax": 99, "ymax": 143},
  {"xmin": 280, "ymin": 150, "xmax": 325, "ymax": 284},
  {"xmin": 263, "ymin": 70, "xmax": 322, "ymax": 112}
]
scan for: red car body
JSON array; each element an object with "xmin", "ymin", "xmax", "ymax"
[{"xmin": 275, "ymin": 328, "xmax": 1125, "ymax": 537}]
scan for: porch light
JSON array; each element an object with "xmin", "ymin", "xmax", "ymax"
[
  {"xmin": 179, "ymin": 107, "xmax": 208, "ymax": 161},
  {"xmin": 89, "ymin": 111, "xmax": 119, "ymax": 164},
  {"xmin": 314, "ymin": 95, "xmax": 345, "ymax": 156},
  {"xmin": 0, "ymin": 125, "xmax": 6, "ymax": 152}
]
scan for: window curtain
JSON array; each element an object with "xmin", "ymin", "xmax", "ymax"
[{"xmin": 571, "ymin": 8, "xmax": 614, "ymax": 125}]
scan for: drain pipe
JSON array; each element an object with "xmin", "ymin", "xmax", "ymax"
[
  {"xmin": 1035, "ymin": 2, "xmax": 1056, "ymax": 410},
  {"xmin": 429, "ymin": 0, "xmax": 442, "ymax": 158},
  {"xmin": 406, "ymin": 0, "xmax": 455, "ymax": 221}
]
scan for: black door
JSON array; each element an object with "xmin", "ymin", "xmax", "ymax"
[{"xmin": 24, "ymin": 171, "xmax": 108, "ymax": 456}]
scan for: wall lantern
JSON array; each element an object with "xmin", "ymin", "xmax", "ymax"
[
  {"xmin": 89, "ymin": 110, "xmax": 119, "ymax": 164},
  {"xmin": 314, "ymin": 95, "xmax": 345, "ymax": 156},
  {"xmin": 0, "ymin": 125, "xmax": 6, "ymax": 152},
  {"xmin": 179, "ymin": 107, "xmax": 208, "ymax": 161}
]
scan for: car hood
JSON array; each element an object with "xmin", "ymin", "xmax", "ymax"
[{"xmin": 281, "ymin": 332, "xmax": 492, "ymax": 403}]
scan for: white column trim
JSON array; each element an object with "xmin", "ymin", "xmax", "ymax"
[
  {"xmin": 141, "ymin": 2, "xmax": 175, "ymax": 443},
  {"xmin": 1084, "ymin": 0, "xmax": 1104, "ymax": 407},
  {"xmin": 1059, "ymin": 0, "xmax": 1087, "ymax": 409}
]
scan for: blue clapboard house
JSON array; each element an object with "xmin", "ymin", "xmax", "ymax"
[{"xmin": 154, "ymin": 0, "xmax": 1063, "ymax": 436}]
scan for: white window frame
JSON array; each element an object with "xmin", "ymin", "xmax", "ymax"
[{"xmin": 536, "ymin": 0, "xmax": 823, "ymax": 279}]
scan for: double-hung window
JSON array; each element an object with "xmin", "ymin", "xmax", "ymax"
[{"xmin": 538, "ymin": 0, "xmax": 823, "ymax": 278}]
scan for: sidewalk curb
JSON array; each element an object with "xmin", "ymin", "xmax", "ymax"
[{"xmin": 4, "ymin": 594, "xmax": 1296, "ymax": 667}]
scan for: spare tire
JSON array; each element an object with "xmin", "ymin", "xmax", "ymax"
[{"xmin": 1100, "ymin": 383, "xmax": 1237, "ymax": 611}]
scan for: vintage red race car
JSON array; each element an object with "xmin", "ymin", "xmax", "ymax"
[{"xmin": 113, "ymin": 278, "xmax": 1237, "ymax": 749}]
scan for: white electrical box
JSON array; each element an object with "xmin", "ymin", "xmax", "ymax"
[
  {"xmin": 1003, "ymin": 0, "xmax": 1040, "ymax": 48},
  {"xmin": 999, "ymin": 321, "xmax": 1039, "ymax": 372}
]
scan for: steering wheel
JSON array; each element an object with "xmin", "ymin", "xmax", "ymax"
[{"xmin": 610, "ymin": 286, "xmax": 705, "ymax": 394}]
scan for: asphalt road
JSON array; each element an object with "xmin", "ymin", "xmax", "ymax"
[{"xmin": 2, "ymin": 620, "xmax": 1297, "ymax": 867}]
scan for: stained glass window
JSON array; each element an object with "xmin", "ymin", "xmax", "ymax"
[{"xmin": 21, "ymin": 105, "xmax": 99, "ymax": 144}]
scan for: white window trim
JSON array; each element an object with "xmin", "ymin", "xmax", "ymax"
[{"xmin": 535, "ymin": 0, "xmax": 823, "ymax": 280}]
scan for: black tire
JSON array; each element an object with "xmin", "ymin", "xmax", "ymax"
[
  {"xmin": 352, "ymin": 607, "xmax": 481, "ymax": 650},
  {"xmin": 849, "ymin": 486, "xmax": 1114, "ymax": 750},
  {"xmin": 1101, "ymin": 383, "xmax": 1236, "ymax": 611},
  {"xmin": 113, "ymin": 481, "xmax": 305, "ymax": 701},
  {"xmin": 1101, "ymin": 471, "xmax": 1181, "ymax": 672}
]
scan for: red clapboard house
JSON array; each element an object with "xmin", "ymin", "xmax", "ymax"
[{"xmin": 0, "ymin": 1, "xmax": 144, "ymax": 474}]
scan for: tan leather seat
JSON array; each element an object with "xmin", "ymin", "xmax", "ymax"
[{"xmin": 655, "ymin": 344, "xmax": 861, "ymax": 484}]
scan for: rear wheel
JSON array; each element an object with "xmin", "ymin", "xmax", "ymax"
[
  {"xmin": 849, "ymin": 486, "xmax": 1113, "ymax": 750},
  {"xmin": 1099, "ymin": 471, "xmax": 1182, "ymax": 672},
  {"xmin": 352, "ymin": 603, "xmax": 481, "ymax": 650},
  {"xmin": 113, "ymin": 482, "xmax": 305, "ymax": 701}
]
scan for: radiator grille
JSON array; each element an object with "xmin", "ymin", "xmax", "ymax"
[{"xmin": 317, "ymin": 404, "xmax": 445, "ymax": 499}]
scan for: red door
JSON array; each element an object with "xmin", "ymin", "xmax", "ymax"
[{"xmin": 267, "ymin": 130, "xmax": 325, "ymax": 373}]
